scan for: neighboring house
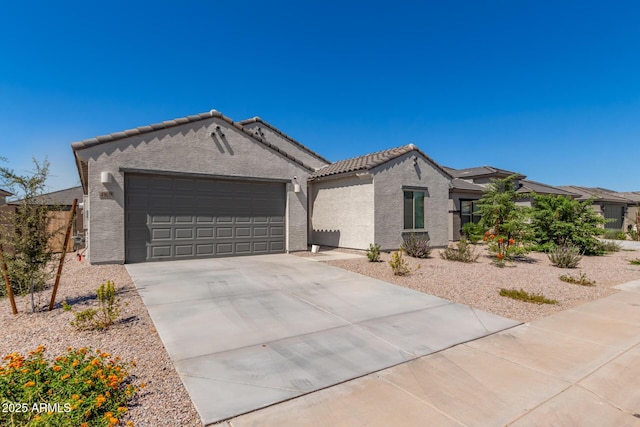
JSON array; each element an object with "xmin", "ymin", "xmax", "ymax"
[
  {"xmin": 617, "ymin": 192, "xmax": 640, "ymax": 232},
  {"xmin": 309, "ymin": 145, "xmax": 452, "ymax": 250},
  {"xmin": 446, "ymin": 166, "xmax": 578, "ymax": 240},
  {"xmin": 72, "ymin": 110, "xmax": 327, "ymax": 264},
  {"xmin": 3, "ymin": 186, "xmax": 85, "ymax": 252},
  {"xmin": 558, "ymin": 186, "xmax": 632, "ymax": 230},
  {"xmin": 0, "ymin": 189, "xmax": 11, "ymax": 205}
]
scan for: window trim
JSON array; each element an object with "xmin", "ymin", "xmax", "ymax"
[
  {"xmin": 403, "ymin": 189, "xmax": 426, "ymax": 230},
  {"xmin": 460, "ymin": 199, "xmax": 481, "ymax": 226}
]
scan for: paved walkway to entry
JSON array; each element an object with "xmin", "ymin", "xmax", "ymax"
[
  {"xmin": 224, "ymin": 279, "xmax": 640, "ymax": 427},
  {"xmin": 126, "ymin": 254, "xmax": 518, "ymax": 425}
]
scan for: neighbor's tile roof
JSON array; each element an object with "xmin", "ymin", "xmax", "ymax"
[
  {"xmin": 0, "ymin": 189, "xmax": 12, "ymax": 197},
  {"xmin": 10, "ymin": 186, "xmax": 83, "ymax": 206},
  {"xmin": 450, "ymin": 178, "xmax": 484, "ymax": 192},
  {"xmin": 517, "ymin": 180, "xmax": 579, "ymax": 197},
  {"xmin": 618, "ymin": 192, "xmax": 640, "ymax": 203},
  {"xmin": 557, "ymin": 186, "xmax": 632, "ymax": 203},
  {"xmin": 447, "ymin": 165, "xmax": 525, "ymax": 179},
  {"xmin": 311, "ymin": 144, "xmax": 451, "ymax": 179}
]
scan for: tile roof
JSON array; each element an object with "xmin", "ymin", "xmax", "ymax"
[
  {"xmin": 450, "ymin": 179, "xmax": 484, "ymax": 192},
  {"xmin": 238, "ymin": 117, "xmax": 330, "ymax": 164},
  {"xmin": 618, "ymin": 192, "xmax": 640, "ymax": 203},
  {"xmin": 0, "ymin": 189, "xmax": 12, "ymax": 197},
  {"xmin": 517, "ymin": 180, "xmax": 579, "ymax": 197},
  {"xmin": 9, "ymin": 186, "xmax": 83, "ymax": 206},
  {"xmin": 311, "ymin": 144, "xmax": 452, "ymax": 179},
  {"xmin": 446, "ymin": 165, "xmax": 525, "ymax": 180},
  {"xmin": 71, "ymin": 110, "xmax": 316, "ymax": 192},
  {"xmin": 557, "ymin": 186, "xmax": 632, "ymax": 203}
]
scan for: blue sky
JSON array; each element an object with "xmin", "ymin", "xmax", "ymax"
[{"xmin": 1, "ymin": 1, "xmax": 639, "ymax": 194}]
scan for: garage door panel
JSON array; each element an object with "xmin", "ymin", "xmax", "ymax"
[
  {"xmin": 253, "ymin": 227, "xmax": 268, "ymax": 237},
  {"xmin": 253, "ymin": 242, "xmax": 268, "ymax": 252},
  {"xmin": 175, "ymin": 245, "xmax": 194, "ymax": 257},
  {"xmin": 216, "ymin": 227, "xmax": 233, "ymax": 238},
  {"xmin": 270, "ymin": 241, "xmax": 284, "ymax": 251},
  {"xmin": 216, "ymin": 243, "xmax": 233, "ymax": 255},
  {"xmin": 236, "ymin": 227, "xmax": 251, "ymax": 237},
  {"xmin": 270, "ymin": 227, "xmax": 284, "ymax": 237},
  {"xmin": 151, "ymin": 215, "xmax": 172, "ymax": 224},
  {"xmin": 196, "ymin": 244, "xmax": 214, "ymax": 255},
  {"xmin": 152, "ymin": 229, "xmax": 172, "ymax": 240},
  {"xmin": 175, "ymin": 229, "xmax": 194, "ymax": 239},
  {"xmin": 235, "ymin": 242, "xmax": 251, "ymax": 253},
  {"xmin": 197, "ymin": 228, "xmax": 214, "ymax": 238},
  {"xmin": 151, "ymin": 246, "xmax": 172, "ymax": 258},
  {"xmin": 126, "ymin": 175, "xmax": 286, "ymax": 262}
]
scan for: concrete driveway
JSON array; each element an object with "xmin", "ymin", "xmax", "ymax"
[{"xmin": 126, "ymin": 254, "xmax": 518, "ymax": 425}]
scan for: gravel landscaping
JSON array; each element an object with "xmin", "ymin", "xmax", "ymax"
[
  {"xmin": 2, "ymin": 244, "xmax": 639, "ymax": 426},
  {"xmin": 0, "ymin": 254, "xmax": 201, "ymax": 427},
  {"xmin": 322, "ymin": 245, "xmax": 640, "ymax": 322}
]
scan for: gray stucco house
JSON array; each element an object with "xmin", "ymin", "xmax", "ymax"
[
  {"xmin": 72, "ymin": 110, "xmax": 453, "ymax": 264},
  {"xmin": 446, "ymin": 166, "xmax": 578, "ymax": 241},
  {"xmin": 72, "ymin": 110, "xmax": 329, "ymax": 264},
  {"xmin": 309, "ymin": 145, "xmax": 451, "ymax": 250}
]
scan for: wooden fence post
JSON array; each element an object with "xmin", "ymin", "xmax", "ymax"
[
  {"xmin": 49, "ymin": 198, "xmax": 77, "ymax": 311},
  {"xmin": 0, "ymin": 243, "xmax": 18, "ymax": 315}
]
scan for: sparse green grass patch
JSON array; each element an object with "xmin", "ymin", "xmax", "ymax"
[
  {"xmin": 559, "ymin": 272, "xmax": 596, "ymax": 286},
  {"xmin": 499, "ymin": 288, "xmax": 557, "ymax": 304},
  {"xmin": 629, "ymin": 258, "xmax": 640, "ymax": 266}
]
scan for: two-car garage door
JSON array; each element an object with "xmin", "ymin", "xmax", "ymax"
[{"xmin": 125, "ymin": 174, "xmax": 286, "ymax": 263}]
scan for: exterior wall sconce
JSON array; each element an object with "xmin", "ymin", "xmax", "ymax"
[
  {"xmin": 293, "ymin": 176, "xmax": 301, "ymax": 193},
  {"xmin": 100, "ymin": 172, "xmax": 113, "ymax": 185}
]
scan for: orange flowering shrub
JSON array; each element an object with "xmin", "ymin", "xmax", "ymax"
[
  {"xmin": 0, "ymin": 346, "xmax": 137, "ymax": 426},
  {"xmin": 486, "ymin": 234, "xmax": 518, "ymax": 266}
]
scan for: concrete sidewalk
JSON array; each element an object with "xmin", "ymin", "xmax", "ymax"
[{"xmin": 226, "ymin": 279, "xmax": 640, "ymax": 427}]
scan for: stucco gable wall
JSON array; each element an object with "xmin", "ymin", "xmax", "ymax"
[
  {"xmin": 372, "ymin": 152, "xmax": 451, "ymax": 250},
  {"xmin": 309, "ymin": 175, "xmax": 374, "ymax": 249},
  {"xmin": 77, "ymin": 118, "xmax": 310, "ymax": 263},
  {"xmin": 242, "ymin": 122, "xmax": 329, "ymax": 170}
]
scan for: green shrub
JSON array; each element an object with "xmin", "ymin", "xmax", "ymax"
[
  {"xmin": 67, "ymin": 281, "xmax": 121, "ymax": 331},
  {"xmin": 476, "ymin": 175, "xmax": 533, "ymax": 245},
  {"xmin": 629, "ymin": 259, "xmax": 640, "ymax": 265},
  {"xmin": 388, "ymin": 250, "xmax": 419, "ymax": 276},
  {"xmin": 603, "ymin": 229, "xmax": 627, "ymax": 240},
  {"xmin": 559, "ymin": 272, "xmax": 595, "ymax": 286},
  {"xmin": 0, "ymin": 346, "xmax": 138, "ymax": 427},
  {"xmin": 366, "ymin": 243, "xmax": 381, "ymax": 262},
  {"xmin": 531, "ymin": 194, "xmax": 606, "ymax": 255},
  {"xmin": 628, "ymin": 229, "xmax": 639, "ymax": 241},
  {"xmin": 548, "ymin": 245, "xmax": 582, "ymax": 268},
  {"xmin": 440, "ymin": 239, "xmax": 479, "ymax": 263},
  {"xmin": 400, "ymin": 234, "xmax": 431, "ymax": 258},
  {"xmin": 461, "ymin": 223, "xmax": 484, "ymax": 244},
  {"xmin": 595, "ymin": 240, "xmax": 622, "ymax": 253},
  {"xmin": 499, "ymin": 288, "xmax": 557, "ymax": 304}
]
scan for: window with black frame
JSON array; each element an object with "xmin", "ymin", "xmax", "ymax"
[
  {"xmin": 404, "ymin": 190, "xmax": 425, "ymax": 229},
  {"xmin": 460, "ymin": 199, "xmax": 481, "ymax": 226}
]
